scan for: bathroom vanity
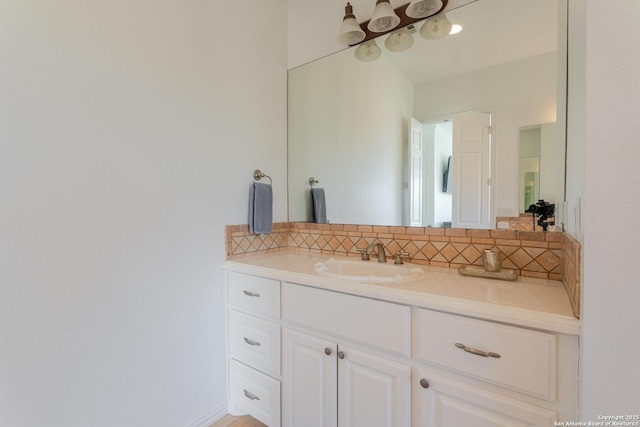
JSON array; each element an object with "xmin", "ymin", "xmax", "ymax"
[{"xmin": 223, "ymin": 252, "xmax": 578, "ymax": 427}]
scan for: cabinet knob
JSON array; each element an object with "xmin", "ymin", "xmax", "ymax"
[
  {"xmin": 420, "ymin": 379, "xmax": 430, "ymax": 389},
  {"xmin": 337, "ymin": 351, "xmax": 345, "ymax": 359},
  {"xmin": 324, "ymin": 347, "xmax": 332, "ymax": 356}
]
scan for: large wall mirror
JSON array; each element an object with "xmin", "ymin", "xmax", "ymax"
[{"xmin": 288, "ymin": 0, "xmax": 567, "ymax": 228}]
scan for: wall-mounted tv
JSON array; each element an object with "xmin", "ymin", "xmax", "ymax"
[{"xmin": 443, "ymin": 155, "xmax": 452, "ymax": 194}]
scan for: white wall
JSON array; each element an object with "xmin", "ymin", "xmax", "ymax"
[
  {"xmin": 414, "ymin": 52, "xmax": 558, "ymax": 215},
  {"xmin": 580, "ymin": 0, "xmax": 640, "ymax": 419},
  {"xmin": 539, "ymin": 123, "xmax": 560, "ymax": 205},
  {"xmin": 0, "ymin": 1, "xmax": 287, "ymax": 426},
  {"xmin": 288, "ymin": 48, "xmax": 413, "ymax": 225}
]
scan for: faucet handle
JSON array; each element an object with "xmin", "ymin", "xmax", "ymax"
[
  {"xmin": 356, "ymin": 248, "xmax": 370, "ymax": 261},
  {"xmin": 393, "ymin": 251, "xmax": 409, "ymax": 265}
]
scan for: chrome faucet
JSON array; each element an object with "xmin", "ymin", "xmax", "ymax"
[{"xmin": 365, "ymin": 241, "xmax": 387, "ymax": 263}]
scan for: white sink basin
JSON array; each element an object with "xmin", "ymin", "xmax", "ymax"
[{"xmin": 314, "ymin": 257, "xmax": 425, "ymax": 284}]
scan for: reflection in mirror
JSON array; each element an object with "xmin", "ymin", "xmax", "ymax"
[
  {"xmin": 288, "ymin": 0, "xmax": 567, "ymax": 228},
  {"xmin": 519, "ymin": 123, "xmax": 564, "ymax": 213}
]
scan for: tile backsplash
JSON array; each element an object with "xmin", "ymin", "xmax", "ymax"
[
  {"xmin": 226, "ymin": 222, "xmax": 581, "ymax": 318},
  {"xmin": 496, "ymin": 214, "xmax": 555, "ymax": 231}
]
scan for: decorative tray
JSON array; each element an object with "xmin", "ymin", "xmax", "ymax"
[{"xmin": 458, "ymin": 265, "xmax": 519, "ymax": 282}]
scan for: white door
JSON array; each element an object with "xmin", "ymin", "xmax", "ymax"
[
  {"xmin": 452, "ymin": 112, "xmax": 492, "ymax": 229},
  {"xmin": 408, "ymin": 117, "xmax": 424, "ymax": 227},
  {"xmin": 414, "ymin": 371, "xmax": 556, "ymax": 427},
  {"xmin": 338, "ymin": 346, "xmax": 411, "ymax": 427},
  {"xmin": 282, "ymin": 329, "xmax": 337, "ymax": 427}
]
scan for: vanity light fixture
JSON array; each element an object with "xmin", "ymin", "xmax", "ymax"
[
  {"xmin": 337, "ymin": 3, "xmax": 366, "ymax": 45},
  {"xmin": 368, "ymin": 0, "xmax": 401, "ymax": 33},
  {"xmin": 339, "ymin": 0, "xmax": 458, "ymax": 62},
  {"xmin": 338, "ymin": 0, "xmax": 448, "ymax": 47},
  {"xmin": 406, "ymin": 0, "xmax": 443, "ymax": 19}
]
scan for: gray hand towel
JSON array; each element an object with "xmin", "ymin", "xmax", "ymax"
[
  {"xmin": 249, "ymin": 182, "xmax": 273, "ymax": 234},
  {"xmin": 310, "ymin": 188, "xmax": 327, "ymax": 224}
]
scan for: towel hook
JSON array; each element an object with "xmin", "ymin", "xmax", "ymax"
[
  {"xmin": 253, "ymin": 169, "xmax": 272, "ymax": 185},
  {"xmin": 309, "ymin": 177, "xmax": 319, "ymax": 187}
]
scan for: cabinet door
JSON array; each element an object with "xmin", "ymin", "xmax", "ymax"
[
  {"xmin": 282, "ymin": 329, "xmax": 337, "ymax": 427},
  {"xmin": 338, "ymin": 346, "xmax": 411, "ymax": 427},
  {"xmin": 415, "ymin": 370, "xmax": 556, "ymax": 427}
]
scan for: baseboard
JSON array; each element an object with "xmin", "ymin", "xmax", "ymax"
[{"xmin": 186, "ymin": 401, "xmax": 228, "ymax": 427}]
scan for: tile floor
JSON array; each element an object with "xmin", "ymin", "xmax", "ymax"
[{"xmin": 209, "ymin": 414, "xmax": 266, "ymax": 427}]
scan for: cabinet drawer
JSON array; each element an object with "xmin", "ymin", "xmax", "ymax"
[
  {"xmin": 227, "ymin": 272, "xmax": 280, "ymax": 319},
  {"xmin": 416, "ymin": 309, "xmax": 556, "ymax": 400},
  {"xmin": 229, "ymin": 360, "xmax": 280, "ymax": 427},
  {"xmin": 229, "ymin": 310, "xmax": 280, "ymax": 377},
  {"xmin": 282, "ymin": 282, "xmax": 411, "ymax": 357}
]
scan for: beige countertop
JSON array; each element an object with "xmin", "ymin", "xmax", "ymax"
[{"xmin": 224, "ymin": 252, "xmax": 579, "ymax": 335}]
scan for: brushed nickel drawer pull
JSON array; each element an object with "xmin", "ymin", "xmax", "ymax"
[
  {"xmin": 243, "ymin": 389, "xmax": 260, "ymax": 400},
  {"xmin": 243, "ymin": 337, "xmax": 261, "ymax": 346},
  {"xmin": 420, "ymin": 379, "xmax": 430, "ymax": 389},
  {"xmin": 455, "ymin": 342, "xmax": 501, "ymax": 358},
  {"xmin": 324, "ymin": 347, "xmax": 332, "ymax": 356},
  {"xmin": 243, "ymin": 290, "xmax": 261, "ymax": 297},
  {"xmin": 337, "ymin": 351, "xmax": 345, "ymax": 359}
]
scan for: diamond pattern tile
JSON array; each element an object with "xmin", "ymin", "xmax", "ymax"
[
  {"xmin": 536, "ymin": 251, "xmax": 561, "ymax": 272},
  {"xmin": 316, "ymin": 235, "xmax": 328, "ymax": 249},
  {"xmin": 509, "ymin": 248, "xmax": 534, "ymax": 269},
  {"xmin": 403, "ymin": 241, "xmax": 420, "ymax": 258},
  {"xmin": 385, "ymin": 240, "xmax": 401, "ymax": 256},
  {"xmin": 440, "ymin": 244, "xmax": 460, "ymax": 262},
  {"xmin": 421, "ymin": 243, "xmax": 439, "ymax": 260},
  {"xmin": 461, "ymin": 245, "xmax": 481, "ymax": 263}
]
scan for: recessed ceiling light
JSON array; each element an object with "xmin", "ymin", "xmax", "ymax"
[{"xmin": 449, "ymin": 24, "xmax": 463, "ymax": 35}]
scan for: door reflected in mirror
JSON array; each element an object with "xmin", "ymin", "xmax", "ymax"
[
  {"xmin": 410, "ymin": 119, "xmax": 453, "ymax": 228},
  {"xmin": 519, "ymin": 123, "xmax": 563, "ymax": 213}
]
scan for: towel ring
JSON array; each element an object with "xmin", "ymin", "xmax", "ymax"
[
  {"xmin": 253, "ymin": 169, "xmax": 272, "ymax": 184},
  {"xmin": 309, "ymin": 177, "xmax": 319, "ymax": 186}
]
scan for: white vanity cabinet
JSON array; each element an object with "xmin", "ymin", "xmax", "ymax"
[
  {"xmin": 224, "ymin": 255, "xmax": 578, "ymax": 427},
  {"xmin": 226, "ymin": 272, "xmax": 282, "ymax": 427}
]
